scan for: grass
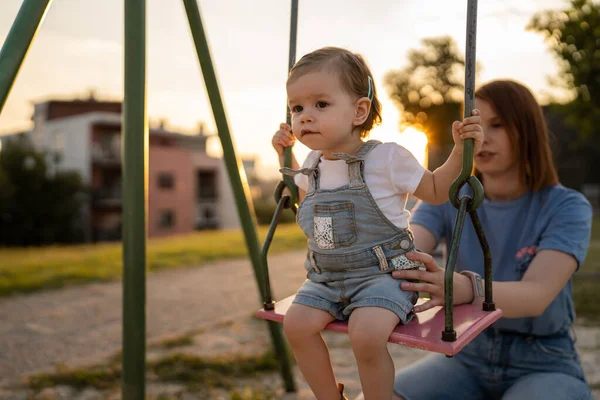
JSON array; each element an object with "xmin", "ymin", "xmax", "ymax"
[
  {"xmin": 151, "ymin": 352, "xmax": 278, "ymax": 387},
  {"xmin": 26, "ymin": 350, "xmax": 280, "ymax": 393},
  {"xmin": 1, "ymin": 216, "xmax": 599, "ymax": 323},
  {"xmin": 0, "ymin": 223, "xmax": 306, "ymax": 297},
  {"xmin": 156, "ymin": 334, "xmax": 196, "ymax": 350}
]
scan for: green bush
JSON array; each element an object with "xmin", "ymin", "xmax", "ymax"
[{"xmin": 253, "ymin": 198, "xmax": 296, "ymax": 225}]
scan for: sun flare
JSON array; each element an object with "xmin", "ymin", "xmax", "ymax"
[{"xmin": 371, "ymin": 125, "xmax": 429, "ymax": 168}]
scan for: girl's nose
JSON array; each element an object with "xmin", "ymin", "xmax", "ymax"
[{"xmin": 300, "ymin": 111, "xmax": 314, "ymax": 124}]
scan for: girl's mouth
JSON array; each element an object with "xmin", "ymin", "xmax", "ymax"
[{"xmin": 301, "ymin": 129, "xmax": 318, "ymax": 136}]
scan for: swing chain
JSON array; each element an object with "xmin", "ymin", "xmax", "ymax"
[
  {"xmin": 448, "ymin": 139, "xmax": 484, "ymax": 212},
  {"xmin": 262, "ymin": 148, "xmax": 298, "ymax": 310},
  {"xmin": 261, "ymin": 192, "xmax": 291, "ymax": 310},
  {"xmin": 273, "ymin": 175, "xmax": 299, "ymax": 215},
  {"xmin": 443, "ymin": 134, "xmax": 496, "ymax": 342}
]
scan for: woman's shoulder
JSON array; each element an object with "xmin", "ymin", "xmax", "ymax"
[
  {"xmin": 536, "ymin": 184, "xmax": 592, "ymax": 217},
  {"xmin": 538, "ymin": 184, "xmax": 591, "ymax": 206}
]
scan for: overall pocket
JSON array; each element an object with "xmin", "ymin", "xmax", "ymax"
[{"xmin": 313, "ymin": 201, "xmax": 357, "ymax": 249}]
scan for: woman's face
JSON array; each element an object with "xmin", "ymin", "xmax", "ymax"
[{"xmin": 474, "ymin": 98, "xmax": 519, "ymax": 178}]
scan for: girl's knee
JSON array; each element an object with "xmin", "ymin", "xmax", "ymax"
[
  {"xmin": 349, "ymin": 327, "xmax": 389, "ymax": 361},
  {"xmin": 283, "ymin": 305, "xmax": 330, "ymax": 343},
  {"xmin": 283, "ymin": 312, "xmax": 305, "ymax": 341},
  {"xmin": 349, "ymin": 308, "xmax": 398, "ymax": 358}
]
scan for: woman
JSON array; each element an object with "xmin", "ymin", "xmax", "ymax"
[{"xmin": 392, "ymin": 80, "xmax": 593, "ymax": 400}]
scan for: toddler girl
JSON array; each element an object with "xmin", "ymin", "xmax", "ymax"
[{"xmin": 271, "ymin": 46, "xmax": 483, "ymax": 400}]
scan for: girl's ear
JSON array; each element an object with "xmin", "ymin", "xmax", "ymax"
[{"xmin": 353, "ymin": 98, "xmax": 371, "ymax": 127}]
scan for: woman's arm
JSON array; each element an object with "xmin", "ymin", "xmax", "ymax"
[
  {"xmin": 411, "ymin": 224, "xmax": 438, "ymax": 255},
  {"xmin": 489, "ymin": 250, "xmax": 577, "ymax": 318},
  {"xmin": 394, "ymin": 249, "xmax": 578, "ymax": 317},
  {"xmin": 403, "ymin": 190, "xmax": 590, "ymax": 316}
]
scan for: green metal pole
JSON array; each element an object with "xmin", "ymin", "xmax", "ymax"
[
  {"xmin": 282, "ymin": 0, "xmax": 299, "ymax": 205},
  {"xmin": 0, "ymin": 0, "xmax": 52, "ymax": 115},
  {"xmin": 181, "ymin": 0, "xmax": 296, "ymax": 391},
  {"xmin": 122, "ymin": 0, "xmax": 148, "ymax": 398}
]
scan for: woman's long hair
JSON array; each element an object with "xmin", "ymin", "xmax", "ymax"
[{"xmin": 475, "ymin": 80, "xmax": 558, "ymax": 191}]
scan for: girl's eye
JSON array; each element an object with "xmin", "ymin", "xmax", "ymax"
[
  {"xmin": 491, "ymin": 123, "xmax": 503, "ymax": 128},
  {"xmin": 292, "ymin": 105, "xmax": 303, "ymax": 113},
  {"xmin": 316, "ymin": 101, "xmax": 328, "ymax": 108}
]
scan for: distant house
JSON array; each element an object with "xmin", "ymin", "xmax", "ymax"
[{"xmin": 0, "ymin": 97, "xmax": 258, "ymax": 242}]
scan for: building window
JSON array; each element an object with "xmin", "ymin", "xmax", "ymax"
[
  {"xmin": 197, "ymin": 170, "xmax": 217, "ymax": 200},
  {"xmin": 159, "ymin": 210, "xmax": 175, "ymax": 228},
  {"xmin": 158, "ymin": 173, "xmax": 175, "ymax": 189}
]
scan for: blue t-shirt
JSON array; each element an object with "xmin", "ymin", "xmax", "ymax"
[{"xmin": 410, "ymin": 184, "xmax": 592, "ymax": 335}]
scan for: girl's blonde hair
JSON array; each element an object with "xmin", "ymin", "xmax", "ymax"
[{"xmin": 287, "ymin": 47, "xmax": 382, "ymax": 139}]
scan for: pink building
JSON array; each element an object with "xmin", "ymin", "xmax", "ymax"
[{"xmin": 7, "ymin": 97, "xmax": 246, "ymax": 242}]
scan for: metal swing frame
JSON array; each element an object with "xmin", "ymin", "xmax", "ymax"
[{"xmin": 0, "ymin": 0, "xmax": 500, "ymax": 397}]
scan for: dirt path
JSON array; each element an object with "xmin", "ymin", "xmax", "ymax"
[
  {"xmin": 0, "ymin": 250, "xmax": 598, "ymax": 399},
  {"xmin": 0, "ymin": 250, "xmax": 308, "ymax": 385}
]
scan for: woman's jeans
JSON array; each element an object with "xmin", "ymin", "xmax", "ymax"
[{"xmin": 393, "ymin": 327, "xmax": 592, "ymax": 400}]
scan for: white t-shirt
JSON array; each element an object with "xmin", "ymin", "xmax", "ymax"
[{"xmin": 294, "ymin": 142, "xmax": 426, "ymax": 229}]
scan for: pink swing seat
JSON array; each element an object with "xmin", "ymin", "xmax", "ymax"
[{"xmin": 256, "ymin": 295, "xmax": 502, "ymax": 356}]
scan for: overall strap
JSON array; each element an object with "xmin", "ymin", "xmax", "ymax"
[
  {"xmin": 279, "ymin": 151, "xmax": 322, "ymax": 194},
  {"xmin": 332, "ymin": 140, "xmax": 381, "ymax": 188}
]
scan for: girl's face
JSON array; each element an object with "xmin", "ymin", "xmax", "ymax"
[
  {"xmin": 474, "ymin": 98, "xmax": 519, "ymax": 178},
  {"xmin": 287, "ymin": 70, "xmax": 366, "ymax": 158}
]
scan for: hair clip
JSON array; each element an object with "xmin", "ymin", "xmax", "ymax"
[{"xmin": 367, "ymin": 76, "xmax": 374, "ymax": 101}]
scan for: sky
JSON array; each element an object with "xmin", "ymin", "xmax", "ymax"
[{"xmin": 0, "ymin": 0, "xmax": 568, "ymax": 178}]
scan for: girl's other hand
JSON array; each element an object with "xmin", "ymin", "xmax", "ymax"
[{"xmin": 272, "ymin": 123, "xmax": 296, "ymax": 156}]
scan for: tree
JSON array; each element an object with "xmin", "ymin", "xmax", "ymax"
[
  {"xmin": 528, "ymin": 0, "xmax": 600, "ymax": 149},
  {"xmin": 384, "ymin": 36, "xmax": 477, "ymax": 170},
  {"xmin": 0, "ymin": 136, "xmax": 87, "ymax": 246}
]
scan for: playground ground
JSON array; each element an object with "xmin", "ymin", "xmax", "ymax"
[{"xmin": 0, "ymin": 250, "xmax": 598, "ymax": 399}]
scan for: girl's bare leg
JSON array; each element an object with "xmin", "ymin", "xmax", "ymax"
[
  {"xmin": 349, "ymin": 307, "xmax": 400, "ymax": 400},
  {"xmin": 284, "ymin": 303, "xmax": 339, "ymax": 399}
]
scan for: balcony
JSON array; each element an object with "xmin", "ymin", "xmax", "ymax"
[
  {"xmin": 93, "ymin": 186, "xmax": 122, "ymax": 208},
  {"xmin": 92, "ymin": 143, "xmax": 121, "ymax": 167}
]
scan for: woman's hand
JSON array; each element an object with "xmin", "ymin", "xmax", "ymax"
[
  {"xmin": 272, "ymin": 123, "xmax": 296, "ymax": 156},
  {"xmin": 452, "ymin": 109, "xmax": 483, "ymax": 155},
  {"xmin": 392, "ymin": 251, "xmax": 474, "ymax": 313}
]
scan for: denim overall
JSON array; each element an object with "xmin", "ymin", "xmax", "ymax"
[{"xmin": 283, "ymin": 140, "xmax": 421, "ymax": 323}]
